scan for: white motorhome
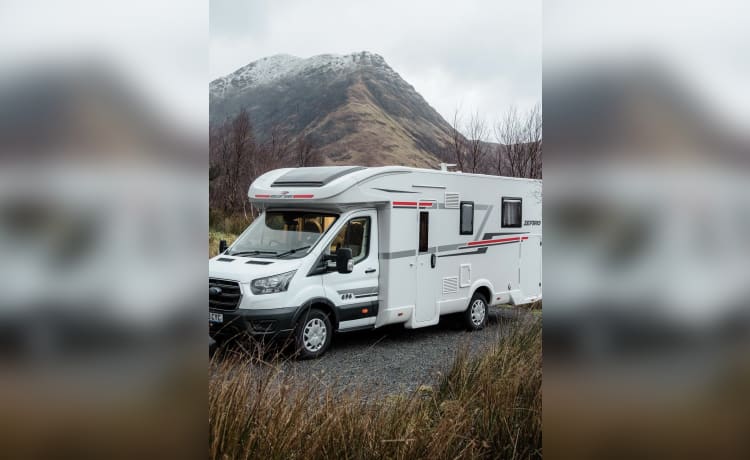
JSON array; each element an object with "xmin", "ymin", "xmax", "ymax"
[{"xmin": 209, "ymin": 166, "xmax": 542, "ymax": 358}]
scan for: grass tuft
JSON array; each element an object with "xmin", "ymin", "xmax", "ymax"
[{"xmin": 209, "ymin": 319, "xmax": 541, "ymax": 459}]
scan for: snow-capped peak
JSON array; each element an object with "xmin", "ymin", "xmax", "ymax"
[{"xmin": 210, "ymin": 51, "xmax": 393, "ymax": 97}]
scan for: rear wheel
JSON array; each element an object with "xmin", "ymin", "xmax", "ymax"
[
  {"xmin": 294, "ymin": 308, "xmax": 332, "ymax": 359},
  {"xmin": 463, "ymin": 292, "xmax": 488, "ymax": 330}
]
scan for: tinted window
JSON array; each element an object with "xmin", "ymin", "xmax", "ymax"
[
  {"xmin": 329, "ymin": 217, "xmax": 370, "ymax": 264},
  {"xmin": 460, "ymin": 201, "xmax": 474, "ymax": 235},
  {"xmin": 502, "ymin": 198, "xmax": 522, "ymax": 227},
  {"xmin": 419, "ymin": 212, "xmax": 429, "ymax": 252}
]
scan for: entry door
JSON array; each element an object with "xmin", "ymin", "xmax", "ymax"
[{"xmin": 415, "ymin": 205, "xmax": 437, "ymax": 323}]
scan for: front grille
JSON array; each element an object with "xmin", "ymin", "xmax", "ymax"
[{"xmin": 209, "ymin": 278, "xmax": 242, "ymax": 311}]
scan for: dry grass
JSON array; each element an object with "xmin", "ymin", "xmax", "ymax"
[
  {"xmin": 209, "ymin": 319, "xmax": 541, "ymax": 459},
  {"xmin": 209, "ymin": 230, "xmax": 237, "ymax": 258},
  {"xmin": 210, "ymin": 209, "xmax": 253, "ymax": 236}
]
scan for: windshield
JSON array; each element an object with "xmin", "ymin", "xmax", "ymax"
[{"xmin": 228, "ymin": 211, "xmax": 338, "ymax": 258}]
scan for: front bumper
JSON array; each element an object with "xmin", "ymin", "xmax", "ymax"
[{"xmin": 209, "ymin": 306, "xmax": 297, "ymax": 340}]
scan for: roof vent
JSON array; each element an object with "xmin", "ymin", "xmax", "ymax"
[{"xmin": 445, "ymin": 192, "xmax": 460, "ymax": 209}]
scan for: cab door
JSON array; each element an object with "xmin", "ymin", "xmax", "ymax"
[{"xmin": 322, "ymin": 210, "xmax": 379, "ymax": 331}]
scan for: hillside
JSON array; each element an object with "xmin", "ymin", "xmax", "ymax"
[{"xmin": 209, "ymin": 51, "xmax": 456, "ymax": 167}]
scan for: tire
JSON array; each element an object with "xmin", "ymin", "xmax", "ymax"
[
  {"xmin": 294, "ymin": 308, "xmax": 333, "ymax": 359},
  {"xmin": 463, "ymin": 292, "xmax": 488, "ymax": 331}
]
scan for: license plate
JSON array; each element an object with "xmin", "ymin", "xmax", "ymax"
[{"xmin": 209, "ymin": 312, "xmax": 223, "ymax": 323}]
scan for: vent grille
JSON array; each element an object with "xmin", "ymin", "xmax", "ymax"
[
  {"xmin": 209, "ymin": 278, "xmax": 242, "ymax": 311},
  {"xmin": 445, "ymin": 192, "xmax": 460, "ymax": 209},
  {"xmin": 246, "ymin": 260, "xmax": 273, "ymax": 265},
  {"xmin": 442, "ymin": 276, "xmax": 459, "ymax": 294},
  {"xmin": 271, "ymin": 180, "xmax": 323, "ymax": 188}
]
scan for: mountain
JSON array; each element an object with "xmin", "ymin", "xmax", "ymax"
[
  {"xmin": 1, "ymin": 62, "xmax": 203, "ymax": 164},
  {"xmin": 209, "ymin": 51, "xmax": 455, "ymax": 167},
  {"xmin": 545, "ymin": 63, "xmax": 748, "ymax": 163}
]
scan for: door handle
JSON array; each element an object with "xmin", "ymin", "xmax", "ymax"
[
  {"xmin": 365, "ymin": 268, "xmax": 376, "ymax": 274},
  {"xmin": 431, "ymin": 253, "xmax": 437, "ymax": 268}
]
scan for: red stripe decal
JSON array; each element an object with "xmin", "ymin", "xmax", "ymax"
[
  {"xmin": 255, "ymin": 194, "xmax": 270, "ymax": 198},
  {"xmin": 393, "ymin": 201, "xmax": 418, "ymax": 207},
  {"xmin": 467, "ymin": 236, "xmax": 522, "ymax": 246},
  {"xmin": 293, "ymin": 194, "xmax": 314, "ymax": 198},
  {"xmin": 418, "ymin": 202, "xmax": 434, "ymax": 207}
]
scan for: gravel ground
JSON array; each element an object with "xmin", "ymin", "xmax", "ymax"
[{"xmin": 215, "ymin": 306, "xmax": 532, "ymax": 396}]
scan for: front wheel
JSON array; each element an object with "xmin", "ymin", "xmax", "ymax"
[
  {"xmin": 294, "ymin": 308, "xmax": 332, "ymax": 359},
  {"xmin": 463, "ymin": 292, "xmax": 488, "ymax": 331}
]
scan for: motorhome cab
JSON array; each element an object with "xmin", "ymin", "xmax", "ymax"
[{"xmin": 209, "ymin": 166, "xmax": 542, "ymax": 358}]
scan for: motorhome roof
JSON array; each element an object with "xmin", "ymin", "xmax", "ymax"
[{"xmin": 249, "ymin": 165, "xmax": 540, "ymax": 208}]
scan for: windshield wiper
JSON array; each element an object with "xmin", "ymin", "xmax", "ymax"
[
  {"xmin": 228, "ymin": 250, "xmax": 278, "ymax": 257},
  {"xmin": 275, "ymin": 245, "xmax": 311, "ymax": 258}
]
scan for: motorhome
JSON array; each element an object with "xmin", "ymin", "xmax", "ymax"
[{"xmin": 209, "ymin": 165, "xmax": 542, "ymax": 358}]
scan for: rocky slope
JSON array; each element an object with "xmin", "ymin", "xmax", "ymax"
[{"xmin": 210, "ymin": 51, "xmax": 456, "ymax": 167}]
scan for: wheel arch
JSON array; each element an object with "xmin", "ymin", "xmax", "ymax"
[
  {"xmin": 470, "ymin": 281, "xmax": 493, "ymax": 305},
  {"xmin": 294, "ymin": 297, "xmax": 339, "ymax": 329}
]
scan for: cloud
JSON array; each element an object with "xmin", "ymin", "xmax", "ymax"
[{"xmin": 210, "ymin": 0, "xmax": 541, "ymax": 124}]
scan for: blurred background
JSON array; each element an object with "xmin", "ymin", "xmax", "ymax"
[
  {"xmin": 3, "ymin": 0, "xmax": 750, "ymax": 458},
  {"xmin": 0, "ymin": 1, "xmax": 206, "ymax": 458},
  {"xmin": 544, "ymin": 1, "xmax": 750, "ymax": 458}
]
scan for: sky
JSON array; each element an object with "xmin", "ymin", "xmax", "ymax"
[{"xmin": 210, "ymin": 0, "xmax": 542, "ymax": 127}]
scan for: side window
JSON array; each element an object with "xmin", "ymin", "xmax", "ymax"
[
  {"xmin": 502, "ymin": 197, "xmax": 522, "ymax": 228},
  {"xmin": 460, "ymin": 201, "xmax": 474, "ymax": 235},
  {"xmin": 419, "ymin": 212, "xmax": 429, "ymax": 252},
  {"xmin": 329, "ymin": 217, "xmax": 370, "ymax": 264}
]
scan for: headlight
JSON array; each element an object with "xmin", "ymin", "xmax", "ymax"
[{"xmin": 250, "ymin": 270, "xmax": 296, "ymax": 295}]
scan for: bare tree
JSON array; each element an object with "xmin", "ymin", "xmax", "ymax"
[
  {"xmin": 293, "ymin": 134, "xmax": 320, "ymax": 167},
  {"xmin": 444, "ymin": 108, "xmax": 492, "ymax": 174},
  {"xmin": 209, "ymin": 123, "xmax": 230, "ymax": 211},
  {"xmin": 227, "ymin": 110, "xmax": 256, "ymax": 216},
  {"xmin": 464, "ymin": 111, "xmax": 490, "ymax": 174},
  {"xmin": 208, "ymin": 109, "xmax": 255, "ymax": 215},
  {"xmin": 445, "ymin": 108, "xmax": 466, "ymax": 171},
  {"xmin": 237, "ymin": 123, "xmax": 290, "ymax": 179},
  {"xmin": 494, "ymin": 104, "xmax": 542, "ymax": 179},
  {"xmin": 209, "ymin": 108, "xmax": 283, "ymax": 218}
]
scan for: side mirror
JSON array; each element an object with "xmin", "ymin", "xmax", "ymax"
[
  {"xmin": 336, "ymin": 248, "xmax": 353, "ymax": 274},
  {"xmin": 219, "ymin": 239, "xmax": 228, "ymax": 254}
]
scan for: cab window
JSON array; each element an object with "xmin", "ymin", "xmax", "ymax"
[{"xmin": 329, "ymin": 217, "xmax": 370, "ymax": 264}]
